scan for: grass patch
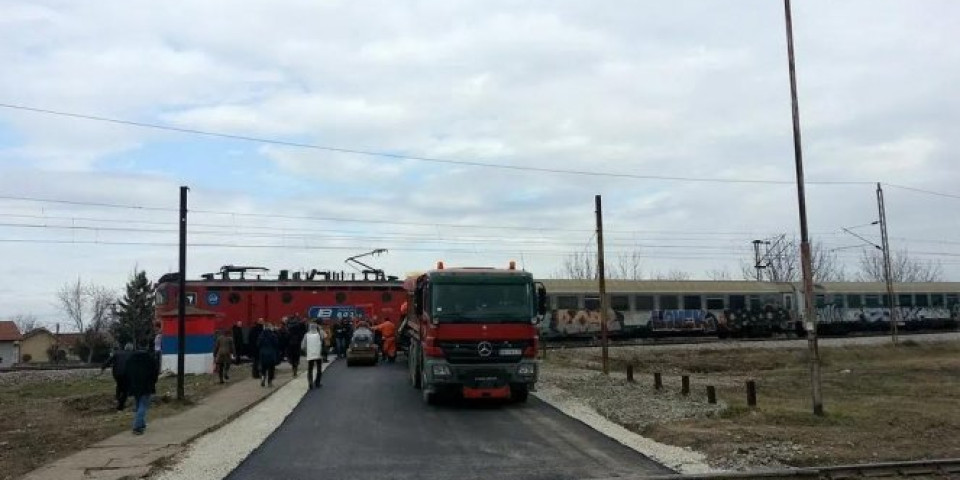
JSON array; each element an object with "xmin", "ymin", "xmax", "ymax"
[
  {"xmin": 0, "ymin": 366, "xmax": 250, "ymax": 480},
  {"xmin": 545, "ymin": 340, "xmax": 960, "ymax": 467}
]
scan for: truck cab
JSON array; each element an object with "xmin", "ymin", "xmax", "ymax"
[{"xmin": 405, "ymin": 262, "xmax": 547, "ymax": 404}]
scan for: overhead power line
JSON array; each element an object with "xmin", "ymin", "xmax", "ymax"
[{"xmin": 0, "ymin": 102, "xmax": 877, "ymax": 186}]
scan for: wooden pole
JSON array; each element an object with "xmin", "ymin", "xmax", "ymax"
[
  {"xmin": 747, "ymin": 380, "xmax": 757, "ymax": 407},
  {"xmin": 626, "ymin": 365, "xmax": 634, "ymax": 382},
  {"xmin": 595, "ymin": 195, "xmax": 609, "ymax": 375},
  {"xmin": 681, "ymin": 375, "xmax": 690, "ymax": 396},
  {"xmin": 654, "ymin": 372, "xmax": 662, "ymax": 390},
  {"xmin": 707, "ymin": 386, "xmax": 717, "ymax": 404}
]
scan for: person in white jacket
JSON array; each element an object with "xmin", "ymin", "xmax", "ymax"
[{"xmin": 301, "ymin": 322, "xmax": 325, "ymax": 389}]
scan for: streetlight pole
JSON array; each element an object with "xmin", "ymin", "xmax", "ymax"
[
  {"xmin": 877, "ymin": 183, "xmax": 899, "ymax": 344},
  {"xmin": 783, "ymin": 0, "xmax": 823, "ymax": 416}
]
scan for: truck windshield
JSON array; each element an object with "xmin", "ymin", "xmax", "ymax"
[{"xmin": 432, "ymin": 283, "xmax": 533, "ymax": 323}]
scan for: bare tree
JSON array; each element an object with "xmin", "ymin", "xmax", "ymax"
[
  {"xmin": 653, "ymin": 269, "xmax": 692, "ymax": 281},
  {"xmin": 11, "ymin": 313, "xmax": 39, "ymax": 333},
  {"xmin": 557, "ymin": 252, "xmax": 596, "ymax": 280},
  {"xmin": 611, "ymin": 251, "xmax": 644, "ymax": 280},
  {"xmin": 56, "ymin": 278, "xmax": 117, "ymax": 363},
  {"xmin": 741, "ymin": 236, "xmax": 845, "ymax": 282},
  {"xmin": 706, "ymin": 268, "xmax": 733, "ymax": 281},
  {"xmin": 857, "ymin": 248, "xmax": 943, "ymax": 282}
]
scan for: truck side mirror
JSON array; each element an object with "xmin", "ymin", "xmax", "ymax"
[{"xmin": 535, "ymin": 282, "xmax": 547, "ymax": 316}]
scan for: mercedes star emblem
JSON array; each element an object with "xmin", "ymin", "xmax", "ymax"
[{"xmin": 477, "ymin": 341, "xmax": 493, "ymax": 357}]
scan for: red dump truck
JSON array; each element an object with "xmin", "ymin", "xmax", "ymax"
[{"xmin": 403, "ymin": 262, "xmax": 546, "ymax": 404}]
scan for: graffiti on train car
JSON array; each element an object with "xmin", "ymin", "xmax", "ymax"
[
  {"xmin": 649, "ymin": 310, "xmax": 717, "ymax": 332},
  {"xmin": 547, "ymin": 309, "xmax": 626, "ymax": 335},
  {"xmin": 817, "ymin": 306, "xmax": 956, "ymax": 323}
]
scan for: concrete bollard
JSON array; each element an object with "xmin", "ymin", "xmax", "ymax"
[
  {"xmin": 626, "ymin": 365, "xmax": 634, "ymax": 383},
  {"xmin": 707, "ymin": 385, "xmax": 717, "ymax": 404},
  {"xmin": 681, "ymin": 375, "xmax": 690, "ymax": 396},
  {"xmin": 746, "ymin": 380, "xmax": 757, "ymax": 407},
  {"xmin": 654, "ymin": 372, "xmax": 662, "ymax": 390}
]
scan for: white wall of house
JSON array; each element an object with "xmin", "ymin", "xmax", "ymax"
[{"xmin": 0, "ymin": 341, "xmax": 19, "ymax": 368}]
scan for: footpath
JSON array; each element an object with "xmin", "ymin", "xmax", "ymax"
[{"xmin": 22, "ymin": 366, "xmax": 295, "ymax": 480}]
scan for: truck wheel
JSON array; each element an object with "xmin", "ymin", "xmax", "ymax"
[{"xmin": 511, "ymin": 385, "xmax": 529, "ymax": 403}]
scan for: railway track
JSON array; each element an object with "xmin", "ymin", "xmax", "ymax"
[
  {"xmin": 635, "ymin": 457, "xmax": 960, "ymax": 479},
  {"xmin": 542, "ymin": 329, "xmax": 959, "ymax": 350}
]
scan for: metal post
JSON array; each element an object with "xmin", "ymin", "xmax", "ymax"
[
  {"xmin": 177, "ymin": 186, "xmax": 188, "ymax": 401},
  {"xmin": 681, "ymin": 375, "xmax": 690, "ymax": 396},
  {"xmin": 707, "ymin": 385, "xmax": 717, "ymax": 404},
  {"xmin": 654, "ymin": 372, "xmax": 662, "ymax": 390},
  {"xmin": 753, "ymin": 240, "xmax": 764, "ymax": 281},
  {"xmin": 877, "ymin": 183, "xmax": 898, "ymax": 345},
  {"xmin": 595, "ymin": 195, "xmax": 609, "ymax": 375},
  {"xmin": 783, "ymin": 0, "xmax": 823, "ymax": 416},
  {"xmin": 746, "ymin": 380, "xmax": 758, "ymax": 407}
]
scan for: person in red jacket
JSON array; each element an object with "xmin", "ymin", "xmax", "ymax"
[{"xmin": 372, "ymin": 318, "xmax": 397, "ymax": 363}]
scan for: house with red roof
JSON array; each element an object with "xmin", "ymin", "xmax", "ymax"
[{"xmin": 0, "ymin": 321, "xmax": 23, "ymax": 368}]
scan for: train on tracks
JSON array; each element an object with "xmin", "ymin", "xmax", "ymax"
[
  {"xmin": 155, "ymin": 266, "xmax": 960, "ymax": 341},
  {"xmin": 539, "ymin": 279, "xmax": 960, "ymax": 339}
]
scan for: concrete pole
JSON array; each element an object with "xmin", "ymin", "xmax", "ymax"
[
  {"xmin": 877, "ymin": 183, "xmax": 899, "ymax": 345},
  {"xmin": 595, "ymin": 195, "xmax": 609, "ymax": 375}
]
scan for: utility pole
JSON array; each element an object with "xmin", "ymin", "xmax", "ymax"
[
  {"xmin": 783, "ymin": 0, "xmax": 823, "ymax": 416},
  {"xmin": 595, "ymin": 195, "xmax": 609, "ymax": 375},
  {"xmin": 877, "ymin": 183, "xmax": 899, "ymax": 345},
  {"xmin": 753, "ymin": 240, "xmax": 764, "ymax": 281},
  {"xmin": 177, "ymin": 186, "xmax": 188, "ymax": 401}
]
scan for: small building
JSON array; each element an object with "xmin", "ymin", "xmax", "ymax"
[
  {"xmin": 0, "ymin": 321, "xmax": 22, "ymax": 368},
  {"xmin": 19, "ymin": 328, "xmax": 82, "ymax": 363}
]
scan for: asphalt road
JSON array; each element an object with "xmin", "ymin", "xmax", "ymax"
[{"xmin": 227, "ymin": 359, "xmax": 672, "ymax": 480}]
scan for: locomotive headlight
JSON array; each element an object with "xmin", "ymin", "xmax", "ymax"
[
  {"xmin": 432, "ymin": 364, "xmax": 452, "ymax": 377},
  {"xmin": 517, "ymin": 364, "xmax": 537, "ymax": 376}
]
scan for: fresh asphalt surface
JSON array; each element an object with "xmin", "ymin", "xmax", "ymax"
[{"xmin": 227, "ymin": 359, "xmax": 672, "ymax": 480}]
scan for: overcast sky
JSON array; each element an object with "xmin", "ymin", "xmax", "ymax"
[{"xmin": 1, "ymin": 0, "xmax": 958, "ymax": 326}]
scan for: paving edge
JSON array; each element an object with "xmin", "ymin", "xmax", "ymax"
[
  {"xmin": 145, "ymin": 361, "xmax": 333, "ymax": 477},
  {"xmin": 533, "ymin": 385, "xmax": 720, "ymax": 475}
]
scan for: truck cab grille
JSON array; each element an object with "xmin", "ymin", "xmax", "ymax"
[{"xmin": 437, "ymin": 340, "xmax": 531, "ymax": 364}]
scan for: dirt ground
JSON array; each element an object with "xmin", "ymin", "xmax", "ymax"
[
  {"xmin": 543, "ymin": 339, "xmax": 960, "ymax": 470},
  {"xmin": 0, "ymin": 364, "xmax": 250, "ymax": 480}
]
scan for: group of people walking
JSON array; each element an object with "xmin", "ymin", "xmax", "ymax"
[
  {"xmin": 215, "ymin": 314, "xmax": 326, "ymax": 388},
  {"xmin": 101, "ymin": 344, "xmax": 160, "ymax": 435}
]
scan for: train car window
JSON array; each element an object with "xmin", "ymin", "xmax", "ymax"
[
  {"xmin": 156, "ymin": 290, "xmax": 168, "ymax": 306},
  {"xmin": 931, "ymin": 294, "xmax": 945, "ymax": 307},
  {"xmin": 864, "ymin": 295, "xmax": 880, "ymax": 308},
  {"xmin": 682, "ymin": 295, "xmax": 701, "ymax": 310},
  {"xmin": 584, "ymin": 296, "xmax": 600, "ymax": 311},
  {"xmin": 706, "ymin": 297, "xmax": 724, "ymax": 310},
  {"xmin": 898, "ymin": 294, "xmax": 913, "ymax": 307},
  {"xmin": 831, "ymin": 295, "xmax": 845, "ymax": 307},
  {"xmin": 729, "ymin": 295, "xmax": 746, "ymax": 310},
  {"xmin": 847, "ymin": 295, "xmax": 863, "ymax": 308},
  {"xmin": 815, "ymin": 295, "xmax": 826, "ymax": 307},
  {"xmin": 784, "ymin": 295, "xmax": 793, "ymax": 310},
  {"xmin": 557, "ymin": 296, "xmax": 579, "ymax": 310},
  {"xmin": 659, "ymin": 295, "xmax": 678, "ymax": 310},
  {"xmin": 610, "ymin": 295, "xmax": 630, "ymax": 311},
  {"xmin": 947, "ymin": 294, "xmax": 959, "ymax": 307},
  {"xmin": 749, "ymin": 296, "xmax": 762, "ymax": 310},
  {"xmin": 634, "ymin": 295, "xmax": 654, "ymax": 310},
  {"xmin": 914, "ymin": 294, "xmax": 929, "ymax": 307},
  {"xmin": 882, "ymin": 294, "xmax": 891, "ymax": 307}
]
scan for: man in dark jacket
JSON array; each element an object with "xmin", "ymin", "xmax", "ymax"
[
  {"xmin": 125, "ymin": 350, "xmax": 159, "ymax": 435},
  {"xmin": 248, "ymin": 319, "xmax": 264, "ymax": 378},
  {"xmin": 231, "ymin": 321, "xmax": 244, "ymax": 365},
  {"xmin": 286, "ymin": 316, "xmax": 306, "ymax": 377},
  {"xmin": 101, "ymin": 343, "xmax": 134, "ymax": 411},
  {"xmin": 257, "ymin": 324, "xmax": 280, "ymax": 387}
]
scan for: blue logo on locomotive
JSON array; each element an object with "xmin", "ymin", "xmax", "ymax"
[
  {"xmin": 206, "ymin": 292, "xmax": 220, "ymax": 306},
  {"xmin": 308, "ymin": 306, "xmax": 364, "ymax": 320}
]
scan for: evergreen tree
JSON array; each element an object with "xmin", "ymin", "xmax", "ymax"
[{"xmin": 113, "ymin": 270, "xmax": 156, "ymax": 349}]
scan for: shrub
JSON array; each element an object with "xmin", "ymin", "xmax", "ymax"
[{"xmin": 21, "ymin": 353, "xmax": 32, "ymax": 363}]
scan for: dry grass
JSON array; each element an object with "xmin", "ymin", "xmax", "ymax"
[
  {"xmin": 545, "ymin": 340, "xmax": 960, "ymax": 467},
  {"xmin": 0, "ymin": 366, "xmax": 250, "ymax": 480}
]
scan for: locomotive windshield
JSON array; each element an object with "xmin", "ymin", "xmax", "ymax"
[{"xmin": 431, "ymin": 283, "xmax": 534, "ymax": 323}]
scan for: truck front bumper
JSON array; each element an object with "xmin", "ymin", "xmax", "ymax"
[{"xmin": 422, "ymin": 359, "xmax": 538, "ymax": 390}]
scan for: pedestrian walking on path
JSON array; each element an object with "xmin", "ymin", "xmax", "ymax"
[
  {"xmin": 125, "ymin": 350, "xmax": 159, "ymax": 435},
  {"xmin": 301, "ymin": 322, "xmax": 325, "ymax": 389},
  {"xmin": 101, "ymin": 343, "xmax": 135, "ymax": 410},
  {"xmin": 334, "ymin": 318, "xmax": 352, "ymax": 359},
  {"xmin": 286, "ymin": 316, "xmax": 306, "ymax": 378},
  {"xmin": 231, "ymin": 321, "xmax": 244, "ymax": 365},
  {"xmin": 249, "ymin": 319, "xmax": 264, "ymax": 379},
  {"xmin": 257, "ymin": 323, "xmax": 280, "ymax": 387},
  {"xmin": 213, "ymin": 330, "xmax": 235, "ymax": 383}
]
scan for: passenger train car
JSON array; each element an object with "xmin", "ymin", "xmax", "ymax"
[{"xmin": 538, "ymin": 280, "xmax": 960, "ymax": 339}]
